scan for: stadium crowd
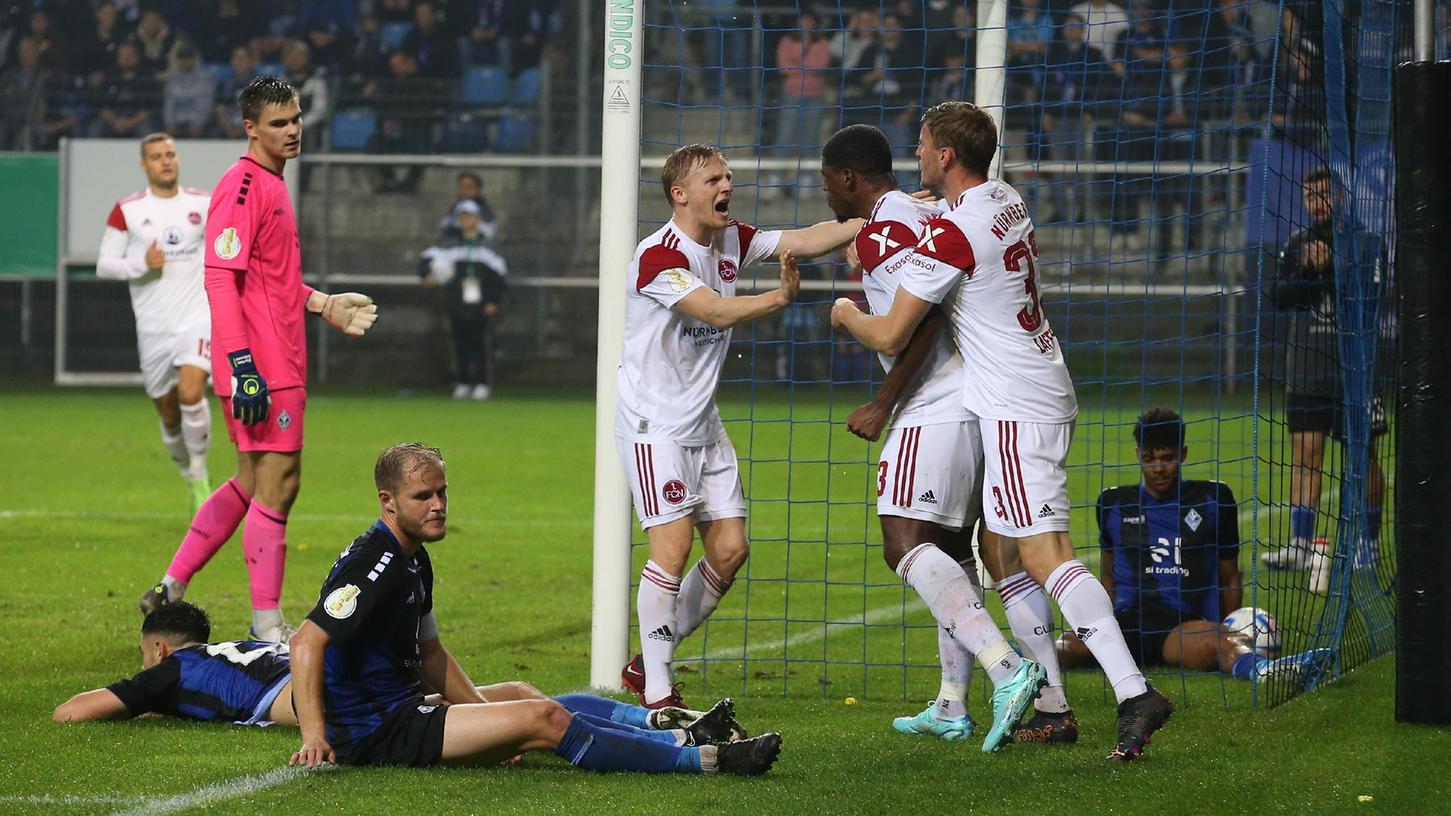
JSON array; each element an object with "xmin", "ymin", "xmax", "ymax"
[{"xmin": 0, "ymin": 0, "xmax": 563, "ymax": 155}]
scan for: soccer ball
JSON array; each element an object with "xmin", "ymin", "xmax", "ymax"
[{"xmin": 1223, "ymin": 607, "xmax": 1281, "ymax": 656}]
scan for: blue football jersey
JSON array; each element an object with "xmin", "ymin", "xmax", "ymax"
[{"xmin": 106, "ymin": 640, "xmax": 290, "ymax": 723}]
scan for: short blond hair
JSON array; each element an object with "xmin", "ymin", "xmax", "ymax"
[
  {"xmin": 660, "ymin": 144, "xmax": 726, "ymax": 204},
  {"xmin": 140, "ymin": 132, "xmax": 173, "ymax": 158},
  {"xmin": 374, "ymin": 442, "xmax": 445, "ymax": 493},
  {"xmin": 921, "ymin": 102, "xmax": 997, "ymax": 177}
]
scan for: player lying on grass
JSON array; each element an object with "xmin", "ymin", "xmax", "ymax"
[
  {"xmin": 830, "ymin": 101, "xmax": 1172, "ymax": 760},
  {"xmin": 818, "ymin": 123, "xmax": 1048, "ymax": 752},
  {"xmin": 615, "ymin": 144, "xmax": 862, "ymax": 710},
  {"xmin": 53, "ymin": 601, "xmax": 747, "ymax": 748},
  {"xmin": 1057, "ymin": 409, "xmax": 1331, "ymax": 685},
  {"xmin": 286, "ymin": 443, "xmax": 781, "ymax": 773}
]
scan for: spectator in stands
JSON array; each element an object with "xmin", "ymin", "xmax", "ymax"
[
  {"xmin": 195, "ymin": 0, "xmax": 264, "ymax": 64},
  {"xmin": 1148, "ymin": 43, "xmax": 1203, "ymax": 256},
  {"xmin": 90, "ymin": 41, "xmax": 159, "ymax": 139},
  {"xmin": 509, "ymin": 0, "xmax": 563, "ymax": 76},
  {"xmin": 919, "ymin": 0, "xmax": 961, "ymax": 63},
  {"xmin": 345, "ymin": 15, "xmax": 390, "ymax": 81},
  {"xmin": 463, "ymin": 0, "xmax": 516, "ymax": 73},
  {"xmin": 162, "ymin": 45, "xmax": 215, "ymax": 139},
  {"xmin": 74, "ymin": 2, "xmax": 131, "ymax": 82},
  {"xmin": 283, "ymin": 40, "xmax": 331, "ymax": 150},
  {"xmin": 25, "ymin": 8, "xmax": 68, "ymax": 73},
  {"xmin": 1005, "ymin": 0, "xmax": 1052, "ymax": 106},
  {"xmin": 367, "ymin": 50, "xmax": 435, "ymax": 193},
  {"xmin": 402, "ymin": 1, "xmax": 460, "ymax": 79},
  {"xmin": 875, "ymin": 14, "xmax": 925, "ymax": 150},
  {"xmin": 134, "ymin": 8, "xmax": 180, "ymax": 75},
  {"xmin": 699, "ymin": 0, "xmax": 753, "ymax": 102},
  {"xmin": 837, "ymin": 8, "xmax": 882, "ymax": 127},
  {"xmin": 926, "ymin": 4, "xmax": 974, "ymax": 103},
  {"xmin": 1039, "ymin": 14, "xmax": 1114, "ymax": 222},
  {"xmin": 0, "ymin": 36, "xmax": 45, "ymax": 150},
  {"xmin": 378, "ymin": 0, "xmax": 415, "ymax": 25},
  {"xmin": 1095, "ymin": 24, "xmax": 1163, "ymax": 252},
  {"xmin": 764, "ymin": 12, "xmax": 833, "ymax": 196},
  {"xmin": 831, "ymin": 6, "xmax": 879, "ymax": 80},
  {"xmin": 439, "ymin": 171, "xmax": 498, "ymax": 243},
  {"xmin": 299, "ymin": 4, "xmax": 357, "ymax": 72},
  {"xmin": 421, "ymin": 200, "xmax": 508, "ymax": 401},
  {"xmin": 212, "ymin": 45, "xmax": 257, "ymax": 140},
  {"xmin": 1071, "ymin": 0, "xmax": 1128, "ymax": 62}
]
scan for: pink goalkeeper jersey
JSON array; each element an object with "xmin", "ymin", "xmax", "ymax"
[{"xmin": 204, "ymin": 155, "xmax": 311, "ymax": 397}]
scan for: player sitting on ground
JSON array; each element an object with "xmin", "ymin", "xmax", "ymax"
[
  {"xmin": 53, "ymin": 601, "xmax": 746, "ymax": 745},
  {"xmin": 830, "ymin": 101, "xmax": 1171, "ymax": 760},
  {"xmin": 287, "ymin": 443, "xmax": 781, "ymax": 774},
  {"xmin": 616, "ymin": 144, "xmax": 861, "ymax": 709},
  {"xmin": 96, "ymin": 133, "xmax": 215, "ymax": 513},
  {"xmin": 1057, "ymin": 408, "xmax": 1331, "ymax": 684},
  {"xmin": 819, "ymin": 123, "xmax": 1046, "ymax": 752}
]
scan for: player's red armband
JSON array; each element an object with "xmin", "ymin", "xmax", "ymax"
[{"xmin": 915, "ymin": 218, "xmax": 975, "ymax": 274}]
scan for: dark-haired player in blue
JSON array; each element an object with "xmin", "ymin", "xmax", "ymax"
[
  {"xmin": 54, "ymin": 601, "xmax": 746, "ymax": 746},
  {"xmin": 288, "ymin": 442, "xmax": 781, "ymax": 773},
  {"xmin": 1058, "ymin": 409, "xmax": 1328, "ymax": 683}
]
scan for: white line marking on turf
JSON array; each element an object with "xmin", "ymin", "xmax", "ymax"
[
  {"xmin": 107, "ymin": 766, "xmax": 327, "ymax": 816},
  {"xmin": 699, "ymin": 598, "xmax": 927, "ymax": 661},
  {"xmin": 0, "ymin": 794, "xmax": 132, "ymax": 806}
]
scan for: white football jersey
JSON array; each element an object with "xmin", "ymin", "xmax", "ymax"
[
  {"xmin": 97, "ymin": 187, "xmax": 211, "ymax": 335},
  {"xmin": 616, "ymin": 218, "xmax": 782, "ymax": 444},
  {"xmin": 855, "ymin": 190, "xmax": 971, "ymax": 428},
  {"xmin": 897, "ymin": 180, "xmax": 1078, "ymax": 423}
]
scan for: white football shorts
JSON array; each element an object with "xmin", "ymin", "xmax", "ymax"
[
  {"xmin": 876, "ymin": 419, "xmax": 984, "ymax": 532},
  {"xmin": 979, "ymin": 418, "xmax": 1073, "ymax": 536},
  {"xmin": 137, "ymin": 315, "xmax": 211, "ymax": 399},
  {"xmin": 616, "ymin": 432, "xmax": 745, "ymax": 530}
]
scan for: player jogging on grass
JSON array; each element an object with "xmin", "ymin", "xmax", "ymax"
[
  {"xmin": 136, "ymin": 77, "xmax": 378, "ymax": 643},
  {"xmin": 818, "ymin": 124, "xmax": 1047, "ymax": 752},
  {"xmin": 54, "ymin": 601, "xmax": 750, "ymax": 748},
  {"xmin": 287, "ymin": 443, "xmax": 781, "ymax": 773},
  {"xmin": 831, "ymin": 102, "xmax": 1173, "ymax": 761},
  {"xmin": 615, "ymin": 144, "xmax": 862, "ymax": 710},
  {"xmin": 97, "ymin": 134, "xmax": 215, "ymax": 513}
]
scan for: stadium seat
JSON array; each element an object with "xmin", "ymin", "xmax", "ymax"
[
  {"xmin": 461, "ymin": 66, "xmax": 510, "ymax": 106},
  {"xmin": 493, "ymin": 114, "xmax": 536, "ymax": 153},
  {"xmin": 205, "ymin": 63, "xmax": 231, "ymax": 87},
  {"xmin": 380, "ymin": 22, "xmax": 413, "ymax": 52},
  {"xmin": 330, "ymin": 109, "xmax": 377, "ymax": 152},
  {"xmin": 510, "ymin": 67, "xmax": 543, "ymax": 107},
  {"xmin": 440, "ymin": 113, "xmax": 491, "ymax": 153},
  {"xmin": 257, "ymin": 62, "xmax": 284, "ymax": 78}
]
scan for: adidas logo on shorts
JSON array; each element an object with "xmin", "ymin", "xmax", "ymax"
[
  {"xmin": 646, "ymin": 625, "xmax": 675, "ymax": 642},
  {"xmin": 1038, "ymin": 503, "xmax": 1055, "ymax": 519},
  {"xmin": 918, "ymin": 489, "xmax": 937, "ymax": 505}
]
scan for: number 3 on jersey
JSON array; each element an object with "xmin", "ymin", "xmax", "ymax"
[{"xmin": 1003, "ymin": 231, "xmax": 1042, "ymax": 332}]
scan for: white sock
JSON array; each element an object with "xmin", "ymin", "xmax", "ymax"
[
  {"xmin": 897, "ymin": 543, "xmax": 1019, "ymax": 686},
  {"xmin": 251, "ymin": 607, "xmax": 283, "ymax": 633},
  {"xmin": 1046, "ymin": 560, "xmax": 1147, "ymax": 702},
  {"xmin": 162, "ymin": 575, "xmax": 188, "ymax": 599},
  {"xmin": 179, "ymin": 400, "xmax": 211, "ymax": 480},
  {"xmin": 159, "ymin": 420, "xmax": 188, "ymax": 474},
  {"xmin": 675, "ymin": 558, "xmax": 730, "ymax": 640},
  {"xmin": 999, "ymin": 571, "xmax": 1070, "ymax": 713},
  {"xmin": 935, "ymin": 624, "xmax": 971, "ymax": 720},
  {"xmin": 638, "ymin": 560, "xmax": 681, "ymax": 702}
]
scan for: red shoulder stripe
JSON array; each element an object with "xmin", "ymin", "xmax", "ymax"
[
  {"xmin": 637, "ymin": 244, "xmax": 691, "ymax": 291},
  {"xmin": 732, "ymin": 220, "xmax": 759, "ymax": 259},
  {"xmin": 854, "ymin": 220, "xmax": 918, "ymax": 273},
  {"xmin": 182, "ymin": 186, "xmax": 210, "ymax": 196},
  {"xmin": 917, "ymin": 217, "xmax": 976, "ymax": 274},
  {"xmin": 106, "ymin": 202, "xmax": 128, "ymax": 231}
]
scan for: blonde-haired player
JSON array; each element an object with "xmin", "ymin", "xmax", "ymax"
[
  {"xmin": 617, "ymin": 144, "xmax": 861, "ymax": 708},
  {"xmin": 97, "ymin": 133, "xmax": 214, "ymax": 511}
]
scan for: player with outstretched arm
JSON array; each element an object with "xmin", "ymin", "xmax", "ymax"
[
  {"xmin": 830, "ymin": 102, "xmax": 1172, "ymax": 761},
  {"xmin": 615, "ymin": 144, "xmax": 862, "ymax": 710},
  {"xmin": 96, "ymin": 134, "xmax": 215, "ymax": 513},
  {"xmin": 136, "ymin": 77, "xmax": 378, "ymax": 642}
]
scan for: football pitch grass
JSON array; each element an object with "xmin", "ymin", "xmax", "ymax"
[{"xmin": 1, "ymin": 389, "xmax": 1445, "ymax": 815}]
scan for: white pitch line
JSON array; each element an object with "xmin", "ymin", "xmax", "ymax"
[
  {"xmin": 0, "ymin": 793, "xmax": 132, "ymax": 806},
  {"xmin": 107, "ymin": 766, "xmax": 325, "ymax": 816},
  {"xmin": 698, "ymin": 597, "xmax": 928, "ymax": 661}
]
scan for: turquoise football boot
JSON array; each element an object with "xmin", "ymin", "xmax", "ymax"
[
  {"xmin": 982, "ymin": 659, "xmax": 1047, "ymax": 753},
  {"xmin": 892, "ymin": 702, "xmax": 975, "ymax": 741}
]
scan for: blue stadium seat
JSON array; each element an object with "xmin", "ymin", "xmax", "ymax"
[
  {"xmin": 461, "ymin": 66, "xmax": 510, "ymax": 106},
  {"xmin": 205, "ymin": 63, "xmax": 231, "ymax": 87},
  {"xmin": 380, "ymin": 22, "xmax": 413, "ymax": 51},
  {"xmin": 257, "ymin": 63, "xmax": 284, "ymax": 78},
  {"xmin": 510, "ymin": 67, "xmax": 542, "ymax": 106},
  {"xmin": 330, "ymin": 109, "xmax": 377, "ymax": 152},
  {"xmin": 493, "ymin": 114, "xmax": 536, "ymax": 152},
  {"xmin": 440, "ymin": 113, "xmax": 491, "ymax": 153}
]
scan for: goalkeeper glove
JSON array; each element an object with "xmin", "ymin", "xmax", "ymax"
[
  {"xmin": 228, "ymin": 349, "xmax": 270, "ymax": 426},
  {"xmin": 320, "ymin": 292, "xmax": 378, "ymax": 336}
]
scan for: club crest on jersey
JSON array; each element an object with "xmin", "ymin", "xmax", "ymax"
[
  {"xmin": 717, "ymin": 259, "xmax": 737, "ymax": 282},
  {"xmin": 662, "ymin": 479, "xmax": 687, "ymax": 505},
  {"xmin": 324, "ymin": 584, "xmax": 361, "ymax": 619},
  {"xmin": 189, "ymin": 211, "xmax": 202, "ymax": 225},
  {"xmin": 276, "ymin": 410, "xmax": 292, "ymax": 431},
  {"xmin": 214, "ymin": 227, "xmax": 241, "ymax": 260},
  {"xmin": 163, "ymin": 227, "xmax": 182, "ymax": 246},
  {"xmin": 1184, "ymin": 508, "xmax": 1203, "ymax": 532}
]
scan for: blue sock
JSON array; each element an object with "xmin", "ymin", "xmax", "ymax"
[
  {"xmin": 554, "ymin": 714, "xmax": 700, "ymax": 773},
  {"xmin": 1367, "ymin": 507, "xmax": 1382, "ymax": 543},
  {"xmin": 1290, "ymin": 506, "xmax": 1316, "ymax": 542},
  {"xmin": 1230, "ymin": 652, "xmax": 1267, "ymax": 681},
  {"xmin": 573, "ymin": 712, "xmax": 679, "ymax": 745},
  {"xmin": 553, "ymin": 694, "xmax": 650, "ymax": 728}
]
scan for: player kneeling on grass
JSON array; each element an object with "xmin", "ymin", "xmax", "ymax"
[
  {"xmin": 1057, "ymin": 409, "xmax": 1330, "ymax": 685},
  {"xmin": 53, "ymin": 601, "xmax": 749, "ymax": 749},
  {"xmin": 286, "ymin": 443, "xmax": 781, "ymax": 773}
]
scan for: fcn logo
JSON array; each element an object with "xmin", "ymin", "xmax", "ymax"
[
  {"xmin": 718, "ymin": 259, "xmax": 738, "ymax": 282},
  {"xmin": 662, "ymin": 480, "xmax": 687, "ymax": 505}
]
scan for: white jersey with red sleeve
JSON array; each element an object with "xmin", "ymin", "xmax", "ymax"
[
  {"xmin": 855, "ymin": 190, "xmax": 972, "ymax": 429},
  {"xmin": 897, "ymin": 180, "xmax": 1078, "ymax": 423},
  {"xmin": 615, "ymin": 218, "xmax": 783, "ymax": 445},
  {"xmin": 97, "ymin": 187, "xmax": 212, "ymax": 334}
]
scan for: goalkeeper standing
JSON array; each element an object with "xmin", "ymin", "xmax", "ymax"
[{"xmin": 137, "ymin": 76, "xmax": 378, "ymax": 642}]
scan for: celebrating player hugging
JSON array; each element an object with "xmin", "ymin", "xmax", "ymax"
[
  {"xmin": 615, "ymin": 144, "xmax": 861, "ymax": 709},
  {"xmin": 830, "ymin": 101, "xmax": 1173, "ymax": 761}
]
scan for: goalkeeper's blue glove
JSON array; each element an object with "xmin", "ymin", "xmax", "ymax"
[{"xmin": 228, "ymin": 349, "xmax": 270, "ymax": 426}]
